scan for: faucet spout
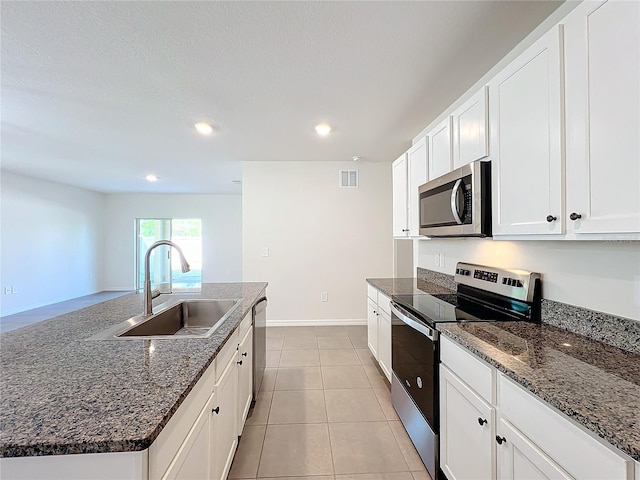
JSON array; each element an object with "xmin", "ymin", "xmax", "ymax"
[{"xmin": 143, "ymin": 240, "xmax": 191, "ymax": 316}]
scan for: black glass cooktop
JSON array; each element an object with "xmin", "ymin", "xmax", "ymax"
[{"xmin": 392, "ymin": 290, "xmax": 534, "ymax": 327}]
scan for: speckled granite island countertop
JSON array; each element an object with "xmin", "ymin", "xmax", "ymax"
[
  {"xmin": 0, "ymin": 282, "xmax": 267, "ymax": 458},
  {"xmin": 437, "ymin": 321, "xmax": 640, "ymax": 461}
]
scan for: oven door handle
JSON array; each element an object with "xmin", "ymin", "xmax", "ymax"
[
  {"xmin": 391, "ymin": 303, "xmax": 435, "ymax": 341},
  {"xmin": 450, "ymin": 178, "xmax": 464, "ymax": 225}
]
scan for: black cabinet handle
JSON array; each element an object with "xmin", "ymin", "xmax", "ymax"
[
  {"xmin": 237, "ymin": 360, "xmax": 243, "ymax": 365},
  {"xmin": 212, "ymin": 406, "xmax": 220, "ymax": 414},
  {"xmin": 496, "ymin": 435, "xmax": 506, "ymax": 445},
  {"xmin": 242, "ymin": 352, "xmax": 248, "ymax": 357},
  {"xmin": 478, "ymin": 417, "xmax": 488, "ymax": 426},
  {"xmin": 546, "ymin": 215, "xmax": 557, "ymax": 223},
  {"xmin": 570, "ymin": 212, "xmax": 582, "ymax": 221}
]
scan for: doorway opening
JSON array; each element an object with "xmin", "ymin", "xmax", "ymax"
[{"xmin": 135, "ymin": 218, "xmax": 202, "ymax": 293}]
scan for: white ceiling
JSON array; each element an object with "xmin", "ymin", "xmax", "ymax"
[{"xmin": 1, "ymin": 1, "xmax": 562, "ymax": 194}]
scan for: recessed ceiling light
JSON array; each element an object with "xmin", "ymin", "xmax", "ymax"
[
  {"xmin": 146, "ymin": 174, "xmax": 158, "ymax": 182},
  {"xmin": 315, "ymin": 123, "xmax": 332, "ymax": 136},
  {"xmin": 195, "ymin": 122, "xmax": 214, "ymax": 135}
]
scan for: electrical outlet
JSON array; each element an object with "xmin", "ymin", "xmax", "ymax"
[
  {"xmin": 4, "ymin": 287, "xmax": 11, "ymax": 295},
  {"xmin": 439, "ymin": 253, "xmax": 445, "ymax": 268},
  {"xmin": 321, "ymin": 292, "xmax": 328, "ymax": 302},
  {"xmin": 11, "ymin": 286, "xmax": 17, "ymax": 294},
  {"xmin": 262, "ymin": 247, "xmax": 269, "ymax": 257}
]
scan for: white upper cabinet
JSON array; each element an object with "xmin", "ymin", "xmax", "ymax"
[
  {"xmin": 392, "ymin": 153, "xmax": 409, "ymax": 237},
  {"xmin": 489, "ymin": 25, "xmax": 564, "ymax": 236},
  {"xmin": 407, "ymin": 137, "xmax": 428, "ymax": 236},
  {"xmin": 452, "ymin": 86, "xmax": 489, "ymax": 169},
  {"xmin": 428, "ymin": 117, "xmax": 453, "ymax": 180},
  {"xmin": 563, "ymin": 0, "xmax": 640, "ymax": 235}
]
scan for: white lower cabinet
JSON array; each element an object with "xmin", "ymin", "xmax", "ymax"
[
  {"xmin": 367, "ymin": 297, "xmax": 379, "ymax": 360},
  {"xmin": 377, "ymin": 307, "xmax": 391, "ymax": 381},
  {"xmin": 163, "ymin": 393, "xmax": 214, "ymax": 480},
  {"xmin": 440, "ymin": 365, "xmax": 495, "ymax": 480},
  {"xmin": 210, "ymin": 349, "xmax": 239, "ymax": 480},
  {"xmin": 497, "ymin": 418, "xmax": 571, "ymax": 480},
  {"xmin": 366, "ymin": 285, "xmax": 391, "ymax": 382},
  {"xmin": 440, "ymin": 336, "xmax": 634, "ymax": 480},
  {"xmin": 237, "ymin": 327, "xmax": 253, "ymax": 435}
]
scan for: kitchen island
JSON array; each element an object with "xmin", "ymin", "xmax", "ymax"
[{"xmin": 0, "ymin": 282, "xmax": 267, "ymax": 478}]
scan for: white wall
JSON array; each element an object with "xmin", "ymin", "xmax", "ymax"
[
  {"xmin": 243, "ymin": 161, "xmax": 393, "ymax": 324},
  {"xmin": 1, "ymin": 171, "xmax": 105, "ymax": 316},
  {"xmin": 102, "ymin": 194, "xmax": 242, "ymax": 290},
  {"xmin": 416, "ymin": 238, "xmax": 640, "ymax": 321}
]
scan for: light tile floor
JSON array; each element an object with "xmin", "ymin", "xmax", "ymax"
[
  {"xmin": 230, "ymin": 325, "xmax": 432, "ymax": 480},
  {"xmin": 0, "ymin": 291, "xmax": 132, "ymax": 333}
]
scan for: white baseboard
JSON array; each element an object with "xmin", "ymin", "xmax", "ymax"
[{"xmin": 266, "ymin": 318, "xmax": 366, "ymax": 327}]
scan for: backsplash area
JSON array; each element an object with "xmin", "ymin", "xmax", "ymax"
[
  {"xmin": 416, "ymin": 238, "xmax": 640, "ymax": 321},
  {"xmin": 417, "ymin": 266, "xmax": 640, "ymax": 354}
]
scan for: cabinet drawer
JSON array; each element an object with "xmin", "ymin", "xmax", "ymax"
[
  {"xmin": 367, "ymin": 285, "xmax": 378, "ymax": 302},
  {"xmin": 498, "ymin": 374, "xmax": 632, "ymax": 479},
  {"xmin": 238, "ymin": 311, "xmax": 252, "ymax": 341},
  {"xmin": 440, "ymin": 336, "xmax": 494, "ymax": 403},
  {"xmin": 378, "ymin": 293, "xmax": 391, "ymax": 315},
  {"xmin": 215, "ymin": 330, "xmax": 239, "ymax": 383}
]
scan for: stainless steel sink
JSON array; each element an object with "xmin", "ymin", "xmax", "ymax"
[{"xmin": 87, "ymin": 298, "xmax": 242, "ymax": 340}]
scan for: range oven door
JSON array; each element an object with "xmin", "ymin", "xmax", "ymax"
[
  {"xmin": 418, "ymin": 160, "xmax": 491, "ymax": 237},
  {"xmin": 390, "ymin": 302, "xmax": 439, "ymax": 479},
  {"xmin": 391, "ymin": 302, "xmax": 438, "ymax": 430}
]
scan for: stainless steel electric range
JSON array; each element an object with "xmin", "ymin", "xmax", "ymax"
[{"xmin": 390, "ymin": 262, "xmax": 542, "ymax": 480}]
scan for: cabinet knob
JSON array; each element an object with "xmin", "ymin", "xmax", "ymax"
[
  {"xmin": 496, "ymin": 435, "xmax": 507, "ymax": 445},
  {"xmin": 212, "ymin": 406, "xmax": 220, "ymax": 414},
  {"xmin": 242, "ymin": 352, "xmax": 248, "ymax": 357},
  {"xmin": 477, "ymin": 417, "xmax": 488, "ymax": 426},
  {"xmin": 402, "ymin": 229, "xmax": 409, "ymax": 232},
  {"xmin": 237, "ymin": 360, "xmax": 243, "ymax": 365},
  {"xmin": 570, "ymin": 212, "xmax": 582, "ymax": 221},
  {"xmin": 546, "ymin": 215, "xmax": 557, "ymax": 223}
]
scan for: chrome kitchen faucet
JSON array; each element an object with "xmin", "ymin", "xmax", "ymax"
[{"xmin": 143, "ymin": 240, "xmax": 190, "ymax": 316}]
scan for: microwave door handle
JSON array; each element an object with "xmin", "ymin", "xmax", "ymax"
[{"xmin": 450, "ymin": 179, "xmax": 464, "ymax": 225}]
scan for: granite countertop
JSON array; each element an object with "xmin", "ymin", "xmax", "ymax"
[
  {"xmin": 438, "ymin": 321, "xmax": 640, "ymax": 461},
  {"xmin": 366, "ymin": 277, "xmax": 454, "ymax": 297},
  {"xmin": 0, "ymin": 282, "xmax": 267, "ymax": 458}
]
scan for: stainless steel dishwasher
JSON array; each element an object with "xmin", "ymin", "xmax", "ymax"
[{"xmin": 252, "ymin": 297, "xmax": 267, "ymax": 400}]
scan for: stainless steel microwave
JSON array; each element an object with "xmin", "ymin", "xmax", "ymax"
[{"xmin": 418, "ymin": 161, "xmax": 491, "ymax": 237}]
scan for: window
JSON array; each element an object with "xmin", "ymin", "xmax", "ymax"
[{"xmin": 136, "ymin": 218, "xmax": 202, "ymax": 293}]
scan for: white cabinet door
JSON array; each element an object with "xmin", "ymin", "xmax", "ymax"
[
  {"xmin": 367, "ymin": 298, "xmax": 379, "ymax": 360},
  {"xmin": 163, "ymin": 394, "xmax": 212, "ymax": 480},
  {"xmin": 210, "ymin": 353, "xmax": 239, "ymax": 480},
  {"xmin": 564, "ymin": 0, "xmax": 640, "ymax": 235},
  {"xmin": 440, "ymin": 365, "xmax": 495, "ymax": 480},
  {"xmin": 429, "ymin": 116, "xmax": 453, "ymax": 180},
  {"xmin": 497, "ymin": 419, "xmax": 571, "ymax": 480},
  {"xmin": 407, "ymin": 137, "xmax": 428, "ymax": 236},
  {"xmin": 237, "ymin": 327, "xmax": 253, "ymax": 435},
  {"xmin": 377, "ymin": 308, "xmax": 391, "ymax": 382},
  {"xmin": 453, "ymin": 87, "xmax": 489, "ymax": 168},
  {"xmin": 490, "ymin": 26, "xmax": 564, "ymax": 236},
  {"xmin": 392, "ymin": 153, "xmax": 410, "ymax": 237}
]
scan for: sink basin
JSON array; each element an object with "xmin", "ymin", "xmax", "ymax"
[{"xmin": 87, "ymin": 299, "xmax": 242, "ymax": 340}]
